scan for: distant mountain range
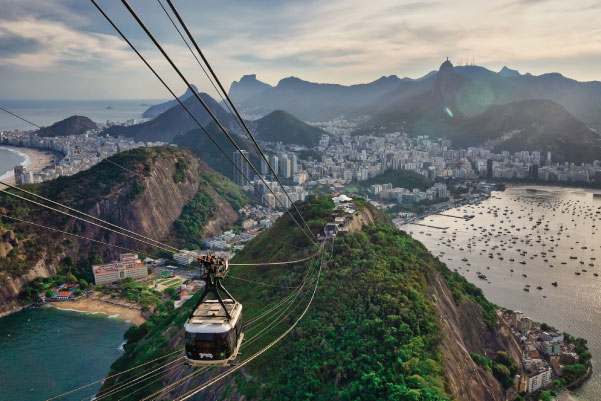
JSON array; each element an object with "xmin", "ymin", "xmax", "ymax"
[
  {"xmin": 45, "ymin": 61, "xmax": 601, "ymax": 165},
  {"xmin": 229, "ymin": 65, "xmax": 601, "ymax": 132},
  {"xmin": 229, "ymin": 74, "xmax": 408, "ymax": 121},
  {"xmin": 104, "ymin": 89, "xmax": 327, "ymax": 148},
  {"xmin": 229, "ymin": 74, "xmax": 273, "ymax": 104},
  {"xmin": 227, "ymin": 61, "xmax": 601, "ymax": 162},
  {"xmin": 361, "ymin": 60, "xmax": 601, "ymax": 162}
]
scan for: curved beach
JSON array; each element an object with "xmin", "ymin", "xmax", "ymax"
[
  {"xmin": 0, "ymin": 146, "xmax": 55, "ymax": 186},
  {"xmin": 48, "ymin": 294, "xmax": 146, "ymax": 325}
]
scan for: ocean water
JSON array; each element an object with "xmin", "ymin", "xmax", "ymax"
[
  {"xmin": 0, "ymin": 147, "xmax": 27, "ymax": 180},
  {"xmin": 0, "ymin": 99, "xmax": 166, "ymax": 132},
  {"xmin": 0, "ymin": 307, "xmax": 131, "ymax": 401},
  {"xmin": 409, "ymin": 185, "xmax": 601, "ymax": 400}
]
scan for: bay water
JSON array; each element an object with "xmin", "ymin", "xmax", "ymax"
[
  {"xmin": 409, "ymin": 185, "xmax": 601, "ymax": 400},
  {"xmin": 0, "ymin": 307, "xmax": 131, "ymax": 401}
]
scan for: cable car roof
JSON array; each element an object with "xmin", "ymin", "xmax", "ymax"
[{"xmin": 185, "ymin": 300, "xmax": 242, "ymax": 333}]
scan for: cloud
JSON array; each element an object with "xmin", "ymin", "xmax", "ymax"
[
  {"xmin": 1, "ymin": 0, "xmax": 601, "ymax": 100},
  {"xmin": 0, "ymin": 17, "xmax": 133, "ymax": 69}
]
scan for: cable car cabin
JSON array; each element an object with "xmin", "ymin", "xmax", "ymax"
[{"xmin": 184, "ymin": 299, "xmax": 243, "ymax": 366}]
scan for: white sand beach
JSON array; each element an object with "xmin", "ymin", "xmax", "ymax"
[{"xmin": 0, "ymin": 146, "xmax": 55, "ymax": 186}]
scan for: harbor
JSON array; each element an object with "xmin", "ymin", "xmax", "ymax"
[{"xmin": 407, "ymin": 185, "xmax": 601, "ymax": 400}]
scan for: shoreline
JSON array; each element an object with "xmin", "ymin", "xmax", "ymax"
[
  {"xmin": 0, "ymin": 145, "xmax": 57, "ymax": 186},
  {"xmin": 47, "ymin": 295, "xmax": 146, "ymax": 325}
]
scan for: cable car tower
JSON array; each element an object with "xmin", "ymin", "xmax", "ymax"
[{"xmin": 184, "ymin": 253, "xmax": 243, "ymax": 366}]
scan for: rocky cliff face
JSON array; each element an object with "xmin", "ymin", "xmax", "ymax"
[
  {"xmin": 0, "ymin": 146, "xmax": 242, "ymax": 315},
  {"xmin": 429, "ymin": 273, "xmax": 521, "ymax": 401},
  {"xmin": 0, "ymin": 259, "xmax": 56, "ymax": 317}
]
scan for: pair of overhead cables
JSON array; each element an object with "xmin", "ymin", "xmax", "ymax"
[
  {"xmin": 90, "ymin": 0, "xmax": 319, "ymax": 247},
  {"xmin": 169, "ymin": 242, "xmax": 331, "ymax": 401},
  {"xmin": 83, "ymin": 250, "xmax": 323, "ymax": 401},
  {"xmin": 42, "ymin": 243, "xmax": 324, "ymax": 400},
  {"xmin": 0, "ymin": 107, "xmax": 315, "ymax": 256},
  {"xmin": 137, "ymin": 248, "xmax": 325, "ymax": 400},
  {"xmin": 156, "ymin": 0, "xmax": 316, "ymax": 245}
]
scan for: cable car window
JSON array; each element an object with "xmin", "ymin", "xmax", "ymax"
[{"xmin": 185, "ymin": 332, "xmax": 215, "ymax": 345}]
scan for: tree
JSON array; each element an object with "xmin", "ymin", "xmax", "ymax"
[
  {"xmin": 538, "ymin": 390, "xmax": 552, "ymax": 401},
  {"xmin": 45, "ymin": 289, "xmax": 54, "ymax": 298},
  {"xmin": 79, "ymin": 279, "xmax": 88, "ymax": 289},
  {"xmin": 65, "ymin": 273, "xmax": 77, "ymax": 284},
  {"xmin": 62, "ymin": 256, "xmax": 74, "ymax": 267},
  {"xmin": 492, "ymin": 363, "xmax": 513, "ymax": 388}
]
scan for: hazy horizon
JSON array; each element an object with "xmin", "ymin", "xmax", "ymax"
[{"xmin": 1, "ymin": 0, "xmax": 601, "ymax": 100}]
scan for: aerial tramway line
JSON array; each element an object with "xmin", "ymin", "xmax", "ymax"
[
  {"xmin": 184, "ymin": 254, "xmax": 243, "ymax": 365},
  {"xmin": 0, "ymin": 0, "xmax": 332, "ymax": 398}
]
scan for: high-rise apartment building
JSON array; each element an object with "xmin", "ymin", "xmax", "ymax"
[{"xmin": 233, "ymin": 150, "xmax": 251, "ymax": 186}]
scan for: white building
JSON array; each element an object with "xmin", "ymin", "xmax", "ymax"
[
  {"xmin": 173, "ymin": 251, "xmax": 196, "ymax": 266},
  {"xmin": 93, "ymin": 253, "xmax": 148, "ymax": 285},
  {"xmin": 524, "ymin": 361, "xmax": 552, "ymax": 393}
]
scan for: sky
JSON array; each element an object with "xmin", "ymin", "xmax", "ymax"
[{"xmin": 1, "ymin": 0, "xmax": 601, "ymax": 100}]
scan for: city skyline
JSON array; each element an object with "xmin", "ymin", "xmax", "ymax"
[{"xmin": 1, "ymin": 0, "xmax": 601, "ymax": 100}]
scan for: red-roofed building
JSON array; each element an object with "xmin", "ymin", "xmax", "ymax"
[{"xmin": 53, "ymin": 291, "xmax": 73, "ymax": 301}]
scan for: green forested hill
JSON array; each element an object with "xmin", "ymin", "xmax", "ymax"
[
  {"xmin": 0, "ymin": 146, "xmax": 247, "ymax": 288},
  {"xmin": 252, "ymin": 110, "xmax": 327, "ymax": 146},
  {"xmin": 228, "ymin": 217, "xmax": 500, "ymax": 401},
  {"xmin": 98, "ymin": 197, "xmax": 508, "ymax": 401}
]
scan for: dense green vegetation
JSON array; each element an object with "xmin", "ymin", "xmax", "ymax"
[
  {"xmin": 469, "ymin": 352, "xmax": 518, "ymax": 389},
  {"xmin": 173, "ymin": 170, "xmax": 248, "ymax": 249},
  {"xmin": 100, "ymin": 197, "xmax": 521, "ymax": 401},
  {"xmin": 125, "ymin": 182, "xmax": 146, "ymax": 202},
  {"xmin": 538, "ymin": 390, "xmax": 557, "ymax": 401},
  {"xmin": 203, "ymin": 170, "xmax": 249, "ymax": 211},
  {"xmin": 360, "ymin": 169, "xmax": 433, "ymax": 191},
  {"xmin": 385, "ymin": 197, "xmax": 450, "ymax": 217},
  {"xmin": 99, "ymin": 294, "xmax": 201, "ymax": 400},
  {"xmin": 174, "ymin": 189, "xmax": 216, "ymax": 248},
  {"xmin": 173, "ymin": 159, "xmax": 189, "ymax": 183},
  {"xmin": 436, "ymin": 266, "xmax": 498, "ymax": 327},
  {"xmin": 229, "ymin": 222, "xmax": 453, "ymax": 400}
]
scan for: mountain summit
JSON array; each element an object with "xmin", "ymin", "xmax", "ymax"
[
  {"xmin": 228, "ymin": 74, "xmax": 272, "ymax": 103},
  {"xmin": 498, "ymin": 66, "xmax": 521, "ymax": 77},
  {"xmin": 141, "ymin": 85, "xmax": 199, "ymax": 118},
  {"xmin": 432, "ymin": 58, "xmax": 467, "ymax": 102}
]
